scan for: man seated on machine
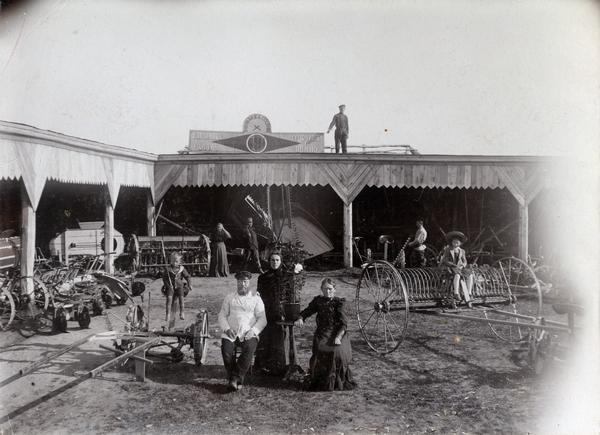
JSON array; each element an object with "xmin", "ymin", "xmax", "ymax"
[
  {"xmin": 218, "ymin": 271, "xmax": 267, "ymax": 392},
  {"xmin": 407, "ymin": 218, "xmax": 428, "ymax": 267},
  {"xmin": 440, "ymin": 231, "xmax": 474, "ymax": 308}
]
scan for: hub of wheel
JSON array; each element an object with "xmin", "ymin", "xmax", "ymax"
[{"xmin": 373, "ymin": 301, "xmax": 390, "ymax": 313}]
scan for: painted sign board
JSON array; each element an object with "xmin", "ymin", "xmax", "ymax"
[{"xmin": 186, "ymin": 114, "xmax": 324, "ymax": 154}]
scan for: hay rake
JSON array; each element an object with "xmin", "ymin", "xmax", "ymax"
[{"xmin": 355, "ymin": 256, "xmax": 575, "ymax": 374}]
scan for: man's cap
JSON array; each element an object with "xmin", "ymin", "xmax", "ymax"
[
  {"xmin": 339, "ymin": 104, "xmax": 346, "ymax": 109},
  {"xmin": 235, "ymin": 271, "xmax": 252, "ymax": 280},
  {"xmin": 445, "ymin": 231, "xmax": 467, "ymax": 243}
]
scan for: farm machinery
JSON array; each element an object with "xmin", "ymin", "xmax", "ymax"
[
  {"xmin": 129, "ymin": 232, "xmax": 210, "ymax": 277},
  {"xmin": 0, "ymin": 253, "xmax": 142, "ymax": 333},
  {"xmin": 354, "ymin": 254, "xmax": 581, "ymax": 375}
]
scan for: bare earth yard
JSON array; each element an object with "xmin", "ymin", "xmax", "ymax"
[{"xmin": 0, "ymin": 272, "xmax": 574, "ymax": 434}]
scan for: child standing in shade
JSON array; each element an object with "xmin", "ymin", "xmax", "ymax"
[{"xmin": 163, "ymin": 252, "xmax": 192, "ymax": 328}]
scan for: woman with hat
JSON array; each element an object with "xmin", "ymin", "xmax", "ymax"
[{"xmin": 440, "ymin": 231, "xmax": 474, "ymax": 308}]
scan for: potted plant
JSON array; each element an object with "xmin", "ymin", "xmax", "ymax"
[{"xmin": 271, "ymin": 240, "xmax": 310, "ymax": 321}]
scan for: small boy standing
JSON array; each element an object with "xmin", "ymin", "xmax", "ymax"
[{"xmin": 163, "ymin": 252, "xmax": 192, "ymax": 329}]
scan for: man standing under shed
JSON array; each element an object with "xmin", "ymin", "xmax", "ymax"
[
  {"xmin": 242, "ymin": 217, "xmax": 264, "ymax": 274},
  {"xmin": 327, "ymin": 104, "xmax": 349, "ymax": 153}
]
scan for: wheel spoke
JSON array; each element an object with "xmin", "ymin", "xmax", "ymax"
[
  {"xmin": 362, "ymin": 272, "xmax": 379, "ymax": 300},
  {"xmin": 357, "ymin": 308, "xmax": 374, "ymax": 316},
  {"xmin": 386, "ymin": 318, "xmax": 397, "ymax": 344},
  {"xmin": 364, "ymin": 312, "xmax": 380, "ymax": 345},
  {"xmin": 363, "ymin": 268, "xmax": 376, "ymax": 294},
  {"xmin": 382, "ymin": 280, "xmax": 397, "ymax": 303},
  {"xmin": 373, "ymin": 263, "xmax": 382, "ymax": 301},
  {"xmin": 361, "ymin": 310, "xmax": 376, "ymax": 329},
  {"xmin": 370, "ymin": 312, "xmax": 381, "ymax": 346},
  {"xmin": 387, "ymin": 311, "xmax": 402, "ymax": 331},
  {"xmin": 382, "ymin": 314, "xmax": 389, "ymax": 352}
]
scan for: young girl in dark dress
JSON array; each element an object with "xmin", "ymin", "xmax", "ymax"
[{"xmin": 295, "ymin": 278, "xmax": 357, "ymax": 391}]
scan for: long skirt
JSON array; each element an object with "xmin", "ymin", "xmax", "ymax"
[
  {"xmin": 254, "ymin": 323, "xmax": 288, "ymax": 376},
  {"xmin": 306, "ymin": 331, "xmax": 356, "ymax": 391},
  {"xmin": 209, "ymin": 242, "xmax": 229, "ymax": 277}
]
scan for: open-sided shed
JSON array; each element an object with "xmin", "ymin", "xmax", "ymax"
[
  {"xmin": 155, "ymin": 152, "xmax": 554, "ymax": 267},
  {"xmin": 0, "ymin": 121, "xmax": 155, "ymax": 293},
  {"xmin": 0, "ymin": 119, "xmax": 556, "ymax": 295}
]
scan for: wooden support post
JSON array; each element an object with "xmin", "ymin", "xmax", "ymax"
[
  {"xmin": 343, "ymin": 202, "xmax": 353, "ymax": 268},
  {"xmin": 146, "ymin": 190, "xmax": 156, "ymax": 237},
  {"xmin": 135, "ymin": 348, "xmax": 147, "ymax": 382},
  {"xmin": 20, "ymin": 183, "xmax": 35, "ymax": 295},
  {"xmin": 104, "ymin": 191, "xmax": 115, "ymax": 274},
  {"xmin": 266, "ymin": 185, "xmax": 271, "ymax": 216},
  {"xmin": 518, "ymin": 203, "xmax": 528, "ymax": 261}
]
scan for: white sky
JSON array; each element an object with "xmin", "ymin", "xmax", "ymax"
[{"xmin": 0, "ymin": 0, "xmax": 598, "ymax": 156}]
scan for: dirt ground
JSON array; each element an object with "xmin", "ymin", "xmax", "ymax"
[{"xmin": 0, "ymin": 271, "xmax": 577, "ymax": 434}]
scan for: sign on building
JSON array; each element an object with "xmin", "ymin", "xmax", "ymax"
[{"xmin": 186, "ymin": 113, "xmax": 324, "ymax": 153}]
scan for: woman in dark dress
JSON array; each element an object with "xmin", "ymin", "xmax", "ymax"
[
  {"xmin": 254, "ymin": 252, "xmax": 288, "ymax": 376},
  {"xmin": 295, "ymin": 278, "xmax": 356, "ymax": 391},
  {"xmin": 209, "ymin": 223, "xmax": 231, "ymax": 277}
]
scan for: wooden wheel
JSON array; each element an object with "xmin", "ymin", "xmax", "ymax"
[
  {"xmin": 193, "ymin": 310, "xmax": 209, "ymax": 366},
  {"xmin": 0, "ymin": 287, "xmax": 16, "ymax": 330},
  {"xmin": 486, "ymin": 256, "xmax": 542, "ymax": 342},
  {"xmin": 355, "ymin": 260, "xmax": 409, "ymax": 354}
]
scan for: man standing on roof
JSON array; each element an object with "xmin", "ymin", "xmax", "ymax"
[{"xmin": 327, "ymin": 104, "xmax": 349, "ymax": 154}]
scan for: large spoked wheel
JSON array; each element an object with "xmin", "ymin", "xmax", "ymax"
[
  {"xmin": 193, "ymin": 310, "xmax": 209, "ymax": 366},
  {"xmin": 0, "ymin": 287, "xmax": 16, "ymax": 330},
  {"xmin": 485, "ymin": 256, "xmax": 542, "ymax": 343},
  {"xmin": 355, "ymin": 260, "xmax": 409, "ymax": 354}
]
